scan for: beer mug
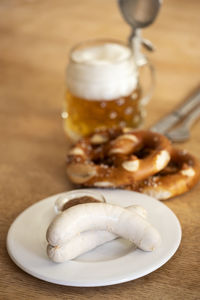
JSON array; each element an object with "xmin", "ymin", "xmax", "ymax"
[{"xmin": 62, "ymin": 39, "xmax": 154, "ymax": 141}]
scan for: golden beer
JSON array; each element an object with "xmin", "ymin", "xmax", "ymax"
[
  {"xmin": 63, "ymin": 88, "xmax": 142, "ymax": 139},
  {"xmin": 62, "ymin": 39, "xmax": 147, "ymax": 141}
]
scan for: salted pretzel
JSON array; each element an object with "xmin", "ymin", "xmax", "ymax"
[
  {"xmin": 131, "ymin": 148, "xmax": 200, "ymax": 200},
  {"xmin": 66, "ymin": 128, "xmax": 172, "ymax": 188}
]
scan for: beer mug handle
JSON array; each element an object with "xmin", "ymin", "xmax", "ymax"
[{"xmin": 137, "ymin": 54, "xmax": 155, "ymax": 106}]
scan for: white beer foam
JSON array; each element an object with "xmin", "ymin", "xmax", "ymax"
[{"xmin": 67, "ymin": 43, "xmax": 138, "ymax": 101}]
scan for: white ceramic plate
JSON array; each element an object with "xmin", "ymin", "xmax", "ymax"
[{"xmin": 7, "ymin": 189, "xmax": 181, "ymax": 287}]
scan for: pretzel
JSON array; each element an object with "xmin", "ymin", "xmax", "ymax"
[
  {"xmin": 132, "ymin": 148, "xmax": 200, "ymax": 200},
  {"xmin": 66, "ymin": 128, "xmax": 172, "ymax": 187}
]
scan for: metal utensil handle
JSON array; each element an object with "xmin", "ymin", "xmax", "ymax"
[
  {"xmin": 166, "ymin": 105, "xmax": 200, "ymax": 143},
  {"xmin": 175, "ymin": 87, "xmax": 200, "ymax": 117},
  {"xmin": 151, "ymin": 86, "xmax": 200, "ymax": 134},
  {"xmin": 180, "ymin": 105, "xmax": 200, "ymax": 129}
]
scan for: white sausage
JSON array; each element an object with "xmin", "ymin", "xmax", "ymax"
[
  {"xmin": 47, "ymin": 205, "xmax": 147, "ymax": 262},
  {"xmin": 46, "ymin": 203, "xmax": 160, "ymax": 252},
  {"xmin": 127, "ymin": 204, "xmax": 147, "ymax": 219},
  {"xmin": 47, "ymin": 230, "xmax": 116, "ymax": 263}
]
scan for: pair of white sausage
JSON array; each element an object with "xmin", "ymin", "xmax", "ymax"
[
  {"xmin": 47, "ymin": 205, "xmax": 146, "ymax": 262},
  {"xmin": 46, "ymin": 202, "xmax": 161, "ymax": 263}
]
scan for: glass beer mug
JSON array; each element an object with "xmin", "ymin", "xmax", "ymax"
[{"xmin": 62, "ymin": 39, "xmax": 154, "ymax": 141}]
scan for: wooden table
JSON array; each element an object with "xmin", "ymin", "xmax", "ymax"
[{"xmin": 1, "ymin": 0, "xmax": 200, "ymax": 299}]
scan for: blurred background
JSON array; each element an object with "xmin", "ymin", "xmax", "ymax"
[
  {"xmin": 1, "ymin": 0, "xmax": 199, "ymax": 123},
  {"xmin": 0, "ymin": 0, "xmax": 200, "ymax": 201}
]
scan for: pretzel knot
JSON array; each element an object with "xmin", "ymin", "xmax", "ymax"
[
  {"xmin": 133, "ymin": 148, "xmax": 200, "ymax": 200},
  {"xmin": 66, "ymin": 128, "xmax": 172, "ymax": 188}
]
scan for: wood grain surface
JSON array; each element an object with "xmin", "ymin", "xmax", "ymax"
[{"xmin": 0, "ymin": 0, "xmax": 200, "ymax": 299}]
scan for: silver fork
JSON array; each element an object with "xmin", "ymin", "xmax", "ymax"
[{"xmin": 166, "ymin": 105, "xmax": 200, "ymax": 142}]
